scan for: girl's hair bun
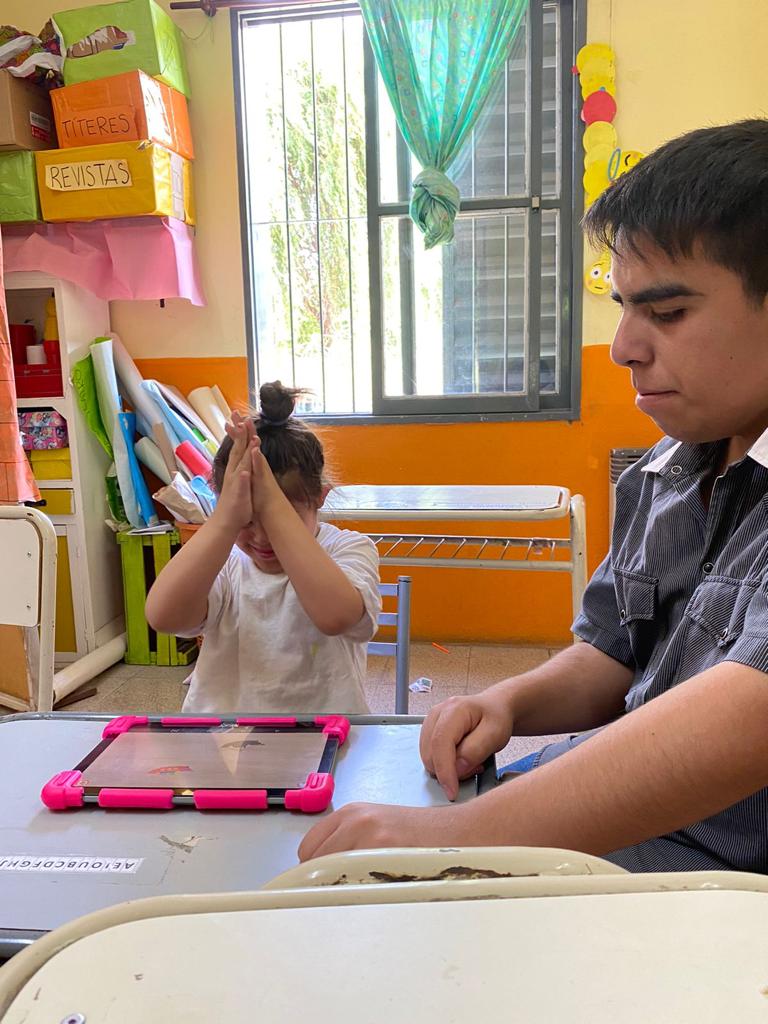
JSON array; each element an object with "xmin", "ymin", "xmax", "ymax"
[{"xmin": 259, "ymin": 380, "xmax": 306, "ymax": 426}]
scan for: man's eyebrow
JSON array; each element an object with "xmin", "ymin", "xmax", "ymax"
[{"xmin": 610, "ymin": 284, "xmax": 703, "ymax": 306}]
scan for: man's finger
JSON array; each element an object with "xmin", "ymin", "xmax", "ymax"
[
  {"xmin": 454, "ymin": 721, "xmax": 505, "ymax": 775},
  {"xmin": 419, "ymin": 705, "xmax": 444, "ymax": 775},
  {"xmin": 429, "ymin": 704, "xmax": 475, "ymax": 801}
]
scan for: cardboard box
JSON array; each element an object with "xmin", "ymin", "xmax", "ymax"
[
  {"xmin": 0, "ymin": 71, "xmax": 56, "ymax": 151},
  {"xmin": 35, "ymin": 140, "xmax": 194, "ymax": 223},
  {"xmin": 53, "ymin": 0, "xmax": 190, "ymax": 98},
  {"xmin": 51, "ymin": 70, "xmax": 193, "ymax": 159},
  {"xmin": 0, "ymin": 151, "xmax": 41, "ymax": 222}
]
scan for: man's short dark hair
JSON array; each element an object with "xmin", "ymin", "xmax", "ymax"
[{"xmin": 583, "ymin": 119, "xmax": 768, "ymax": 302}]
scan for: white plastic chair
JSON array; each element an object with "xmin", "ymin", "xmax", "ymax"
[
  {"xmin": 368, "ymin": 576, "xmax": 412, "ymax": 713},
  {"xmin": 0, "ymin": 505, "xmax": 57, "ymax": 713}
]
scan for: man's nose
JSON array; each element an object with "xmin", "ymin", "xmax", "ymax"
[{"xmin": 610, "ymin": 309, "xmax": 652, "ymax": 367}]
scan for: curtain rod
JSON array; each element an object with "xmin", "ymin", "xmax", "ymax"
[{"xmin": 169, "ymin": 0, "xmax": 347, "ymax": 13}]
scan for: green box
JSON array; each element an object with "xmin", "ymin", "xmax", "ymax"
[
  {"xmin": 54, "ymin": 0, "xmax": 190, "ymax": 98},
  {"xmin": 0, "ymin": 151, "xmax": 40, "ymax": 223}
]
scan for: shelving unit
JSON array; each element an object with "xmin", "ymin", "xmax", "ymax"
[{"xmin": 6, "ymin": 271, "xmax": 124, "ymax": 666}]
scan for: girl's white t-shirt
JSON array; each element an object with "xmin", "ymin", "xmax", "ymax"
[{"xmin": 179, "ymin": 523, "xmax": 381, "ymax": 714}]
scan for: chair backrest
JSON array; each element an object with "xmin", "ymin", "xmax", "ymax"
[
  {"xmin": 368, "ymin": 575, "xmax": 412, "ymax": 714},
  {"xmin": 0, "ymin": 506, "xmax": 57, "ymax": 712}
]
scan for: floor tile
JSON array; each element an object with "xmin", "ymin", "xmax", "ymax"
[
  {"xmin": 365, "ymin": 654, "xmax": 394, "ymax": 688},
  {"xmin": 89, "ymin": 676, "xmax": 187, "ymax": 715}
]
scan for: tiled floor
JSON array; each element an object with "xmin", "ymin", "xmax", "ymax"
[{"xmin": 1, "ymin": 642, "xmax": 568, "ymax": 768}]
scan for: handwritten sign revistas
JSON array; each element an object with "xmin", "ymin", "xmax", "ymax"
[{"xmin": 45, "ymin": 158, "xmax": 132, "ymax": 192}]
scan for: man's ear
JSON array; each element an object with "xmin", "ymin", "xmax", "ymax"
[{"xmin": 317, "ymin": 483, "xmax": 331, "ymax": 508}]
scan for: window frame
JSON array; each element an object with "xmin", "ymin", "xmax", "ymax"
[{"xmin": 231, "ymin": 0, "xmax": 586, "ymax": 425}]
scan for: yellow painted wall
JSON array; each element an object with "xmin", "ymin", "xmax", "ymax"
[{"xmin": 8, "ymin": 0, "xmax": 768, "ymax": 642}]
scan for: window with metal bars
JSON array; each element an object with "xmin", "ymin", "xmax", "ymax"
[{"xmin": 233, "ymin": 0, "xmax": 583, "ymax": 420}]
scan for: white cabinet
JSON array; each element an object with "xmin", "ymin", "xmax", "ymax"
[{"xmin": 6, "ymin": 272, "xmax": 123, "ymax": 662}]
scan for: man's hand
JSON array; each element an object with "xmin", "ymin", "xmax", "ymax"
[
  {"xmin": 420, "ymin": 692, "xmax": 515, "ymax": 801},
  {"xmin": 298, "ymin": 802, "xmax": 475, "ymax": 862}
]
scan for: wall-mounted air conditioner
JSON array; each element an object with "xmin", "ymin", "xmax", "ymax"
[{"xmin": 609, "ymin": 448, "xmax": 650, "ymax": 531}]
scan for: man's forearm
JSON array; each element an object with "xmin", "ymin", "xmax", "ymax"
[
  {"xmin": 466, "ymin": 661, "xmax": 768, "ymax": 855},
  {"xmin": 489, "ymin": 642, "xmax": 633, "ymax": 736}
]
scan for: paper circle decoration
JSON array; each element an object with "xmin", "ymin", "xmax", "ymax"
[{"xmin": 581, "ymin": 89, "xmax": 617, "ymax": 125}]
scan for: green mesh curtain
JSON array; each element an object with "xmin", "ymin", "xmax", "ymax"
[{"xmin": 359, "ymin": 0, "xmax": 528, "ymax": 248}]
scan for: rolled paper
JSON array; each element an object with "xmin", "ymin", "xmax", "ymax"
[
  {"xmin": 110, "ymin": 333, "xmax": 169, "ymax": 448},
  {"xmin": 151, "ymin": 422, "xmax": 178, "ymax": 479},
  {"xmin": 211, "ymin": 385, "xmax": 232, "ymax": 420},
  {"xmin": 91, "ymin": 336, "xmax": 140, "ymax": 529},
  {"xmin": 155, "ymin": 381, "xmax": 217, "ymax": 445},
  {"xmin": 188, "ymin": 386, "xmax": 227, "ymax": 443},
  {"xmin": 135, "ymin": 436, "xmax": 172, "ymax": 486},
  {"xmin": 119, "ymin": 412, "xmax": 158, "ymax": 527},
  {"xmin": 175, "ymin": 440, "xmax": 212, "ymax": 480}
]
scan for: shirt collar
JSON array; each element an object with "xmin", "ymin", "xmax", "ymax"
[
  {"xmin": 640, "ymin": 442, "xmax": 682, "ymax": 475},
  {"xmin": 641, "ymin": 426, "xmax": 768, "ymax": 478},
  {"xmin": 746, "ymin": 425, "xmax": 768, "ymax": 470}
]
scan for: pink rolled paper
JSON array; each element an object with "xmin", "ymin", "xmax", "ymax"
[{"xmin": 175, "ymin": 441, "xmax": 212, "ymax": 480}]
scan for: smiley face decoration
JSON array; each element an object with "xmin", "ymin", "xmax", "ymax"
[
  {"xmin": 584, "ymin": 250, "xmax": 612, "ymax": 295},
  {"xmin": 577, "ymin": 43, "xmax": 645, "ymax": 296}
]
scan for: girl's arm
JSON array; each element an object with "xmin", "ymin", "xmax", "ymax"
[
  {"xmin": 251, "ymin": 447, "xmax": 366, "ymax": 636},
  {"xmin": 145, "ymin": 415, "xmax": 255, "ymax": 635}
]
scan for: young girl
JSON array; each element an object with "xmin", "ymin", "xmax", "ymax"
[{"xmin": 145, "ymin": 382, "xmax": 381, "ymax": 714}]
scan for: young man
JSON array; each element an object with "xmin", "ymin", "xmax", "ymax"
[{"xmin": 300, "ymin": 119, "xmax": 768, "ymax": 872}]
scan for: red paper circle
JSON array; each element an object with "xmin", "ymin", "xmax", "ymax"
[{"xmin": 581, "ymin": 89, "xmax": 617, "ymax": 125}]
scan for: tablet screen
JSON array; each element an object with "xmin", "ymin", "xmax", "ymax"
[{"xmin": 76, "ymin": 726, "xmax": 331, "ymax": 792}]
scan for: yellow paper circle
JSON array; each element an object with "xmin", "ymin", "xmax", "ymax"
[
  {"xmin": 579, "ymin": 55, "xmax": 615, "ymax": 81},
  {"xmin": 581, "ymin": 76, "xmax": 616, "ymax": 100},
  {"xmin": 583, "ymin": 160, "xmax": 610, "ymax": 195},
  {"xmin": 617, "ymin": 149, "xmax": 645, "ymax": 175},
  {"xmin": 584, "ymin": 143, "xmax": 615, "ymax": 169},
  {"xmin": 584, "ymin": 251, "xmax": 612, "ymax": 295},
  {"xmin": 576, "ymin": 43, "xmax": 615, "ymax": 72},
  {"xmin": 583, "ymin": 121, "xmax": 618, "ymax": 152}
]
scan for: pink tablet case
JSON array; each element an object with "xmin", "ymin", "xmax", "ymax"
[{"xmin": 41, "ymin": 715, "xmax": 349, "ymax": 813}]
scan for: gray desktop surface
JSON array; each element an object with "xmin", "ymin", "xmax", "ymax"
[{"xmin": 0, "ymin": 713, "xmax": 489, "ymax": 956}]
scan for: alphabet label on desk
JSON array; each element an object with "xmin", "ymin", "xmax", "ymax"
[{"xmin": 0, "ymin": 855, "xmax": 143, "ymax": 874}]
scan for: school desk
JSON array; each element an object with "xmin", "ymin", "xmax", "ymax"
[
  {"xmin": 3, "ymin": 868, "xmax": 768, "ymax": 1022},
  {"xmin": 320, "ymin": 484, "xmax": 587, "ymax": 619},
  {"xmin": 0, "ymin": 712, "xmax": 493, "ymax": 958}
]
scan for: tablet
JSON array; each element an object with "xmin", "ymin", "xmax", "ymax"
[{"xmin": 41, "ymin": 715, "xmax": 350, "ymax": 813}]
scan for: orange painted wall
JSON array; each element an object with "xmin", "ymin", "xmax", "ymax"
[{"xmin": 136, "ymin": 345, "xmax": 661, "ymax": 644}]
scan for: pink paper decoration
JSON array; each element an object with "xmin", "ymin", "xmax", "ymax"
[{"xmin": 2, "ymin": 218, "xmax": 206, "ymax": 306}]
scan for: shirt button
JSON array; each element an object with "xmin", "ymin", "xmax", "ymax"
[
  {"xmin": 702, "ymin": 562, "xmax": 714, "ymax": 574},
  {"xmin": 620, "ymin": 608, "xmax": 626, "ymax": 618},
  {"xmin": 670, "ymin": 465, "xmax": 683, "ymax": 476}
]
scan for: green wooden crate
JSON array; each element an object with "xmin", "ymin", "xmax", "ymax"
[{"xmin": 116, "ymin": 529, "xmax": 197, "ymax": 666}]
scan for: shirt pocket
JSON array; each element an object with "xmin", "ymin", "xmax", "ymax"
[
  {"xmin": 685, "ymin": 576, "xmax": 759, "ymax": 649},
  {"xmin": 613, "ymin": 567, "xmax": 658, "ymax": 625}
]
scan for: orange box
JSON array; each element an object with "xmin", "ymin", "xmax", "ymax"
[{"xmin": 50, "ymin": 70, "xmax": 193, "ymax": 160}]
